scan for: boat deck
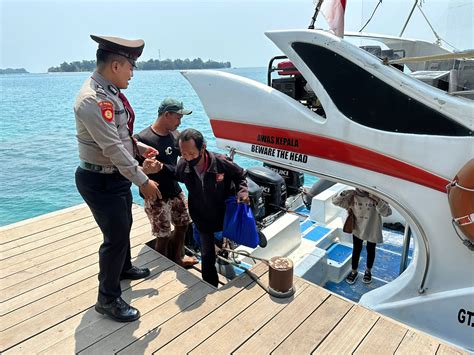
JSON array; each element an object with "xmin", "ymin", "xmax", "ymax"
[
  {"xmin": 0, "ymin": 204, "xmax": 465, "ymax": 354},
  {"xmin": 294, "ymin": 205, "xmax": 414, "ymax": 303}
]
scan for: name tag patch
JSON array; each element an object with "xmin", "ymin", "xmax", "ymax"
[{"xmin": 98, "ymin": 101, "xmax": 114, "ymax": 122}]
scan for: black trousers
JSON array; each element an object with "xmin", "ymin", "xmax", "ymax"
[
  {"xmin": 197, "ymin": 230, "xmax": 220, "ymax": 287},
  {"xmin": 75, "ymin": 167, "xmax": 133, "ymax": 301},
  {"xmin": 352, "ymin": 235, "xmax": 376, "ymax": 271}
]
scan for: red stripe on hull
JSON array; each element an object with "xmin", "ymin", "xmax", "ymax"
[{"xmin": 210, "ymin": 119, "xmax": 449, "ymax": 193}]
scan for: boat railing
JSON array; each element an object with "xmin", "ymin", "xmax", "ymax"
[{"xmin": 400, "ymin": 225, "xmax": 412, "ymax": 274}]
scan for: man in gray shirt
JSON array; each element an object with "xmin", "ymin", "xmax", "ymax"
[{"xmin": 75, "ymin": 35, "xmax": 160, "ymax": 322}]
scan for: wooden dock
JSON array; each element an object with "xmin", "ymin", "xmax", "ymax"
[{"xmin": 0, "ymin": 204, "xmax": 466, "ymax": 354}]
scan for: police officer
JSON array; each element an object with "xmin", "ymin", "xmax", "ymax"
[{"xmin": 75, "ymin": 35, "xmax": 160, "ymax": 322}]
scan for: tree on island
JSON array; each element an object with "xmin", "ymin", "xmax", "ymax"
[
  {"xmin": 48, "ymin": 60, "xmax": 96, "ymax": 72},
  {"xmin": 0, "ymin": 68, "xmax": 29, "ymax": 74},
  {"xmin": 48, "ymin": 58, "xmax": 231, "ymax": 72}
]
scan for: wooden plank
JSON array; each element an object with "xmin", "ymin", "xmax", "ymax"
[
  {"xmin": 1, "ymin": 247, "xmax": 160, "ymax": 332},
  {"xmin": 2, "ymin": 235, "xmax": 130, "ymax": 289},
  {"xmin": 0, "ymin": 228, "xmax": 153, "ymax": 303},
  {"xmin": 187, "ymin": 265, "xmax": 204, "ymax": 279},
  {"xmin": 354, "ymin": 317, "xmax": 407, "ymax": 354},
  {"xmin": 272, "ymin": 295, "xmax": 352, "ymax": 355},
  {"xmin": 2, "ymin": 251, "xmax": 173, "ymax": 354},
  {"xmin": 437, "ymin": 343, "xmax": 468, "ymax": 355},
  {"xmin": 1, "ymin": 227, "xmax": 101, "ymax": 268},
  {"xmin": 0, "ymin": 204, "xmax": 92, "ymax": 242},
  {"xmin": 234, "ymin": 284, "xmax": 330, "ymax": 355},
  {"xmin": 35, "ymin": 266, "xmax": 205, "ymax": 354},
  {"xmin": 1, "ymin": 205, "xmax": 145, "ymax": 256},
  {"xmin": 1, "ymin": 232, "xmax": 98, "ymax": 278},
  {"xmin": 0, "ymin": 214, "xmax": 149, "ymax": 269},
  {"xmin": 156, "ymin": 266, "xmax": 272, "ymax": 354},
  {"xmin": 314, "ymin": 305, "xmax": 379, "ymax": 353},
  {"xmin": 191, "ymin": 262, "xmax": 229, "ymax": 285},
  {"xmin": 395, "ymin": 330, "xmax": 439, "ymax": 354},
  {"xmin": 0, "ymin": 220, "xmax": 98, "ymax": 260},
  {"xmin": 76, "ymin": 282, "xmax": 213, "ymax": 354},
  {"xmin": 1, "ymin": 216, "xmax": 97, "ymax": 252},
  {"xmin": 118, "ymin": 263, "xmax": 268, "ymax": 355},
  {"xmin": 1, "ymin": 231, "xmax": 154, "ymax": 313},
  {"xmin": 0, "ymin": 206, "xmax": 145, "ymax": 259},
  {"xmin": 188, "ymin": 278, "xmax": 308, "ymax": 355},
  {"xmin": 1, "ymin": 216, "xmax": 148, "ymax": 287},
  {"xmin": 0, "ymin": 215, "xmax": 146, "ymax": 278}
]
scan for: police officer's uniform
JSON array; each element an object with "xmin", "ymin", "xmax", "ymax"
[{"xmin": 74, "ymin": 35, "xmax": 149, "ymax": 319}]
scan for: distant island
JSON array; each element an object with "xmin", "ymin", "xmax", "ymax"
[
  {"xmin": 0, "ymin": 68, "xmax": 29, "ymax": 74},
  {"xmin": 48, "ymin": 58, "xmax": 231, "ymax": 72}
]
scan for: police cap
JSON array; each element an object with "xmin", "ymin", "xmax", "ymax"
[{"xmin": 91, "ymin": 35, "xmax": 145, "ymax": 66}]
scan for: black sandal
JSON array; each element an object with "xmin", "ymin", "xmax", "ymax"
[
  {"xmin": 345, "ymin": 271, "xmax": 358, "ymax": 284},
  {"xmin": 362, "ymin": 270, "xmax": 372, "ymax": 284}
]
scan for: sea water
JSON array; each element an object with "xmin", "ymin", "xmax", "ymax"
[{"xmin": 0, "ymin": 68, "xmax": 317, "ymax": 226}]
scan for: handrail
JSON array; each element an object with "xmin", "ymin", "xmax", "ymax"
[
  {"xmin": 387, "ymin": 50, "xmax": 474, "ymax": 65},
  {"xmin": 267, "ymin": 55, "xmax": 288, "ymax": 86},
  {"xmin": 225, "ymin": 146, "xmax": 431, "ymax": 294},
  {"xmin": 399, "ymin": 225, "xmax": 412, "ymax": 274}
]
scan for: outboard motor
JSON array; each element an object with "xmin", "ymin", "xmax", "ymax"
[
  {"xmin": 247, "ymin": 166, "xmax": 287, "ymax": 214},
  {"xmin": 263, "ymin": 163, "xmax": 304, "ymax": 196},
  {"xmin": 302, "ymin": 179, "xmax": 336, "ymax": 208},
  {"xmin": 246, "ymin": 177, "xmax": 265, "ymax": 221}
]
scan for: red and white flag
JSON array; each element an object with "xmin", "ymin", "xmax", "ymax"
[{"xmin": 321, "ymin": 0, "xmax": 347, "ymax": 38}]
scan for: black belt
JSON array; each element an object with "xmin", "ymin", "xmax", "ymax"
[{"xmin": 79, "ymin": 161, "xmax": 118, "ymax": 174}]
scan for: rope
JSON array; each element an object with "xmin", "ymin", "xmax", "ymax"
[
  {"xmin": 221, "ymin": 247, "xmax": 270, "ymax": 265},
  {"xmin": 269, "ymin": 203, "xmax": 309, "ymax": 218},
  {"xmin": 187, "ymin": 246, "xmax": 295, "ymax": 298},
  {"xmin": 399, "ymin": 0, "xmax": 418, "ymax": 37},
  {"xmin": 451, "ymin": 220, "xmax": 474, "ymax": 251},
  {"xmin": 446, "ymin": 181, "xmax": 474, "ymax": 193},
  {"xmin": 416, "ymin": 4, "xmax": 442, "ymax": 45},
  {"xmin": 216, "ymin": 254, "xmax": 295, "ymax": 298},
  {"xmin": 416, "ymin": 4, "xmax": 459, "ymax": 50},
  {"xmin": 358, "ymin": 0, "xmax": 383, "ymax": 32},
  {"xmin": 452, "ymin": 182, "xmax": 474, "ymax": 193},
  {"xmin": 216, "ymin": 254, "xmax": 270, "ymax": 293}
]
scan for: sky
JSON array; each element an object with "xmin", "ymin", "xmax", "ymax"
[{"xmin": 1, "ymin": 0, "xmax": 472, "ymax": 73}]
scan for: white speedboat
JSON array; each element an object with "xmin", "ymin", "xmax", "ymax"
[{"xmin": 182, "ymin": 27, "xmax": 474, "ymax": 351}]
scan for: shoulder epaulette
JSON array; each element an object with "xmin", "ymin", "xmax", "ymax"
[{"xmin": 95, "ymin": 84, "xmax": 107, "ymax": 97}]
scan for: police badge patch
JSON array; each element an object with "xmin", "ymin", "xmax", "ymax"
[{"xmin": 98, "ymin": 101, "xmax": 114, "ymax": 122}]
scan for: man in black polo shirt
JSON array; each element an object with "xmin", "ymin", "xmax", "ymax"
[{"xmin": 135, "ymin": 98, "xmax": 197, "ymax": 266}]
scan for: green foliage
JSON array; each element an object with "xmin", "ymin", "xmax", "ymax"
[
  {"xmin": 0, "ymin": 68, "xmax": 29, "ymax": 74},
  {"xmin": 136, "ymin": 58, "xmax": 231, "ymax": 70},
  {"xmin": 48, "ymin": 60, "xmax": 96, "ymax": 72},
  {"xmin": 47, "ymin": 58, "xmax": 231, "ymax": 72}
]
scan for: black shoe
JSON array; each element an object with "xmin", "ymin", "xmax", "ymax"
[
  {"xmin": 120, "ymin": 266, "xmax": 150, "ymax": 280},
  {"xmin": 95, "ymin": 297, "xmax": 140, "ymax": 322}
]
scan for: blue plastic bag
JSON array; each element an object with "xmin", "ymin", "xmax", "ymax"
[{"xmin": 223, "ymin": 196, "xmax": 259, "ymax": 248}]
